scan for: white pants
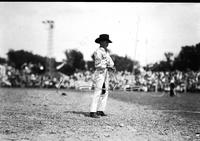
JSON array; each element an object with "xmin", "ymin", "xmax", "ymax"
[{"xmin": 90, "ymin": 69, "xmax": 109, "ymax": 112}]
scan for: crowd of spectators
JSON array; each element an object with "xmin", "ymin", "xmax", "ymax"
[
  {"xmin": 120, "ymin": 70, "xmax": 200, "ymax": 93},
  {"xmin": 1, "ymin": 63, "xmax": 200, "ymax": 93}
]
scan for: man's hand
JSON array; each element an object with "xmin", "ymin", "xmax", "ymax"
[{"xmin": 107, "ymin": 66, "xmax": 116, "ymax": 72}]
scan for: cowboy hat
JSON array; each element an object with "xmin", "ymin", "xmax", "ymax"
[{"xmin": 95, "ymin": 34, "xmax": 112, "ymax": 44}]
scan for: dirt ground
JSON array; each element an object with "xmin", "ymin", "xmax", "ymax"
[{"xmin": 0, "ymin": 88, "xmax": 199, "ymax": 141}]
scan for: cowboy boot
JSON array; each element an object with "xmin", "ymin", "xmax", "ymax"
[
  {"xmin": 97, "ymin": 111, "xmax": 107, "ymax": 116},
  {"xmin": 89, "ymin": 112, "xmax": 100, "ymax": 118}
]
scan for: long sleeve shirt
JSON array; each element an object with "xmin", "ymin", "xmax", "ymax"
[{"xmin": 93, "ymin": 47, "xmax": 114, "ymax": 70}]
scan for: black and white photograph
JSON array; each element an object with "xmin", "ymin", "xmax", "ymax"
[{"xmin": 0, "ymin": 2, "xmax": 200, "ymax": 141}]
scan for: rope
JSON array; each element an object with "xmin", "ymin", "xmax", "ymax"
[
  {"xmin": 150, "ymin": 109, "xmax": 200, "ymax": 114},
  {"xmin": 77, "ymin": 83, "xmax": 118, "ymax": 91},
  {"xmin": 56, "ymin": 69, "xmax": 118, "ymax": 93},
  {"xmin": 56, "ymin": 69, "xmax": 182, "ymax": 98}
]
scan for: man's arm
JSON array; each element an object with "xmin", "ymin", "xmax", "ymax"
[{"xmin": 94, "ymin": 51, "xmax": 107, "ymax": 70}]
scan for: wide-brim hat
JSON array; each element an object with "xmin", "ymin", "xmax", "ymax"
[{"xmin": 95, "ymin": 34, "xmax": 112, "ymax": 44}]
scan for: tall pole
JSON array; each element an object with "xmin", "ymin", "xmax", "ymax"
[
  {"xmin": 145, "ymin": 38, "xmax": 148, "ymax": 66},
  {"xmin": 42, "ymin": 20, "xmax": 54, "ymax": 75},
  {"xmin": 133, "ymin": 16, "xmax": 140, "ymax": 74}
]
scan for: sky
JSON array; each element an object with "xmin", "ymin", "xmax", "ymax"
[{"xmin": 0, "ymin": 2, "xmax": 200, "ymax": 66}]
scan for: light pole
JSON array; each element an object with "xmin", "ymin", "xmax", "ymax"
[
  {"xmin": 134, "ymin": 16, "xmax": 140, "ymax": 63},
  {"xmin": 42, "ymin": 20, "xmax": 55, "ymax": 75},
  {"xmin": 133, "ymin": 16, "xmax": 140, "ymax": 75}
]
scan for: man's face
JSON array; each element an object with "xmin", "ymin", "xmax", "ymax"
[{"xmin": 100, "ymin": 40, "xmax": 109, "ymax": 48}]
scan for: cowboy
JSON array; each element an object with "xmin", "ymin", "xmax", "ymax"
[
  {"xmin": 89, "ymin": 34, "xmax": 115, "ymax": 118},
  {"xmin": 169, "ymin": 76, "xmax": 176, "ymax": 97}
]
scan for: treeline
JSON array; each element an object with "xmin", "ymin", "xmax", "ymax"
[
  {"xmin": 0, "ymin": 48, "xmax": 139, "ymax": 76},
  {"xmin": 145, "ymin": 42, "xmax": 200, "ymax": 72},
  {"xmin": 1, "ymin": 42, "xmax": 200, "ymax": 75}
]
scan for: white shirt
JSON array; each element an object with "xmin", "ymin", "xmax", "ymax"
[{"xmin": 93, "ymin": 47, "xmax": 114, "ymax": 70}]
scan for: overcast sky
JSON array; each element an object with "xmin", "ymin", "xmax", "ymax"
[{"xmin": 0, "ymin": 2, "xmax": 200, "ymax": 66}]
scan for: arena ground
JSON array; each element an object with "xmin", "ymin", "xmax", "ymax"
[{"xmin": 0, "ymin": 88, "xmax": 200, "ymax": 141}]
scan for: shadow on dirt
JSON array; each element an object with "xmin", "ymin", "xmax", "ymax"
[{"xmin": 64, "ymin": 111, "xmax": 90, "ymax": 117}]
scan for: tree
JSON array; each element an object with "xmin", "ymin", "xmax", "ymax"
[
  {"xmin": 111, "ymin": 54, "xmax": 139, "ymax": 73},
  {"xmin": 164, "ymin": 52, "xmax": 173, "ymax": 63},
  {"xmin": 174, "ymin": 45, "xmax": 199, "ymax": 71},
  {"xmin": 196, "ymin": 43, "xmax": 200, "ymax": 68},
  {"xmin": 164, "ymin": 52, "xmax": 174, "ymax": 71},
  {"xmin": 65, "ymin": 49, "xmax": 85, "ymax": 70},
  {"xmin": 144, "ymin": 52, "xmax": 174, "ymax": 72},
  {"xmin": 147, "ymin": 42, "xmax": 200, "ymax": 72},
  {"xmin": 0, "ymin": 57, "xmax": 6, "ymax": 64},
  {"xmin": 86, "ymin": 60, "xmax": 95, "ymax": 71},
  {"xmin": 60, "ymin": 49, "xmax": 86, "ymax": 75},
  {"xmin": 84, "ymin": 53, "xmax": 139, "ymax": 73},
  {"xmin": 7, "ymin": 49, "xmax": 47, "ymax": 73}
]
